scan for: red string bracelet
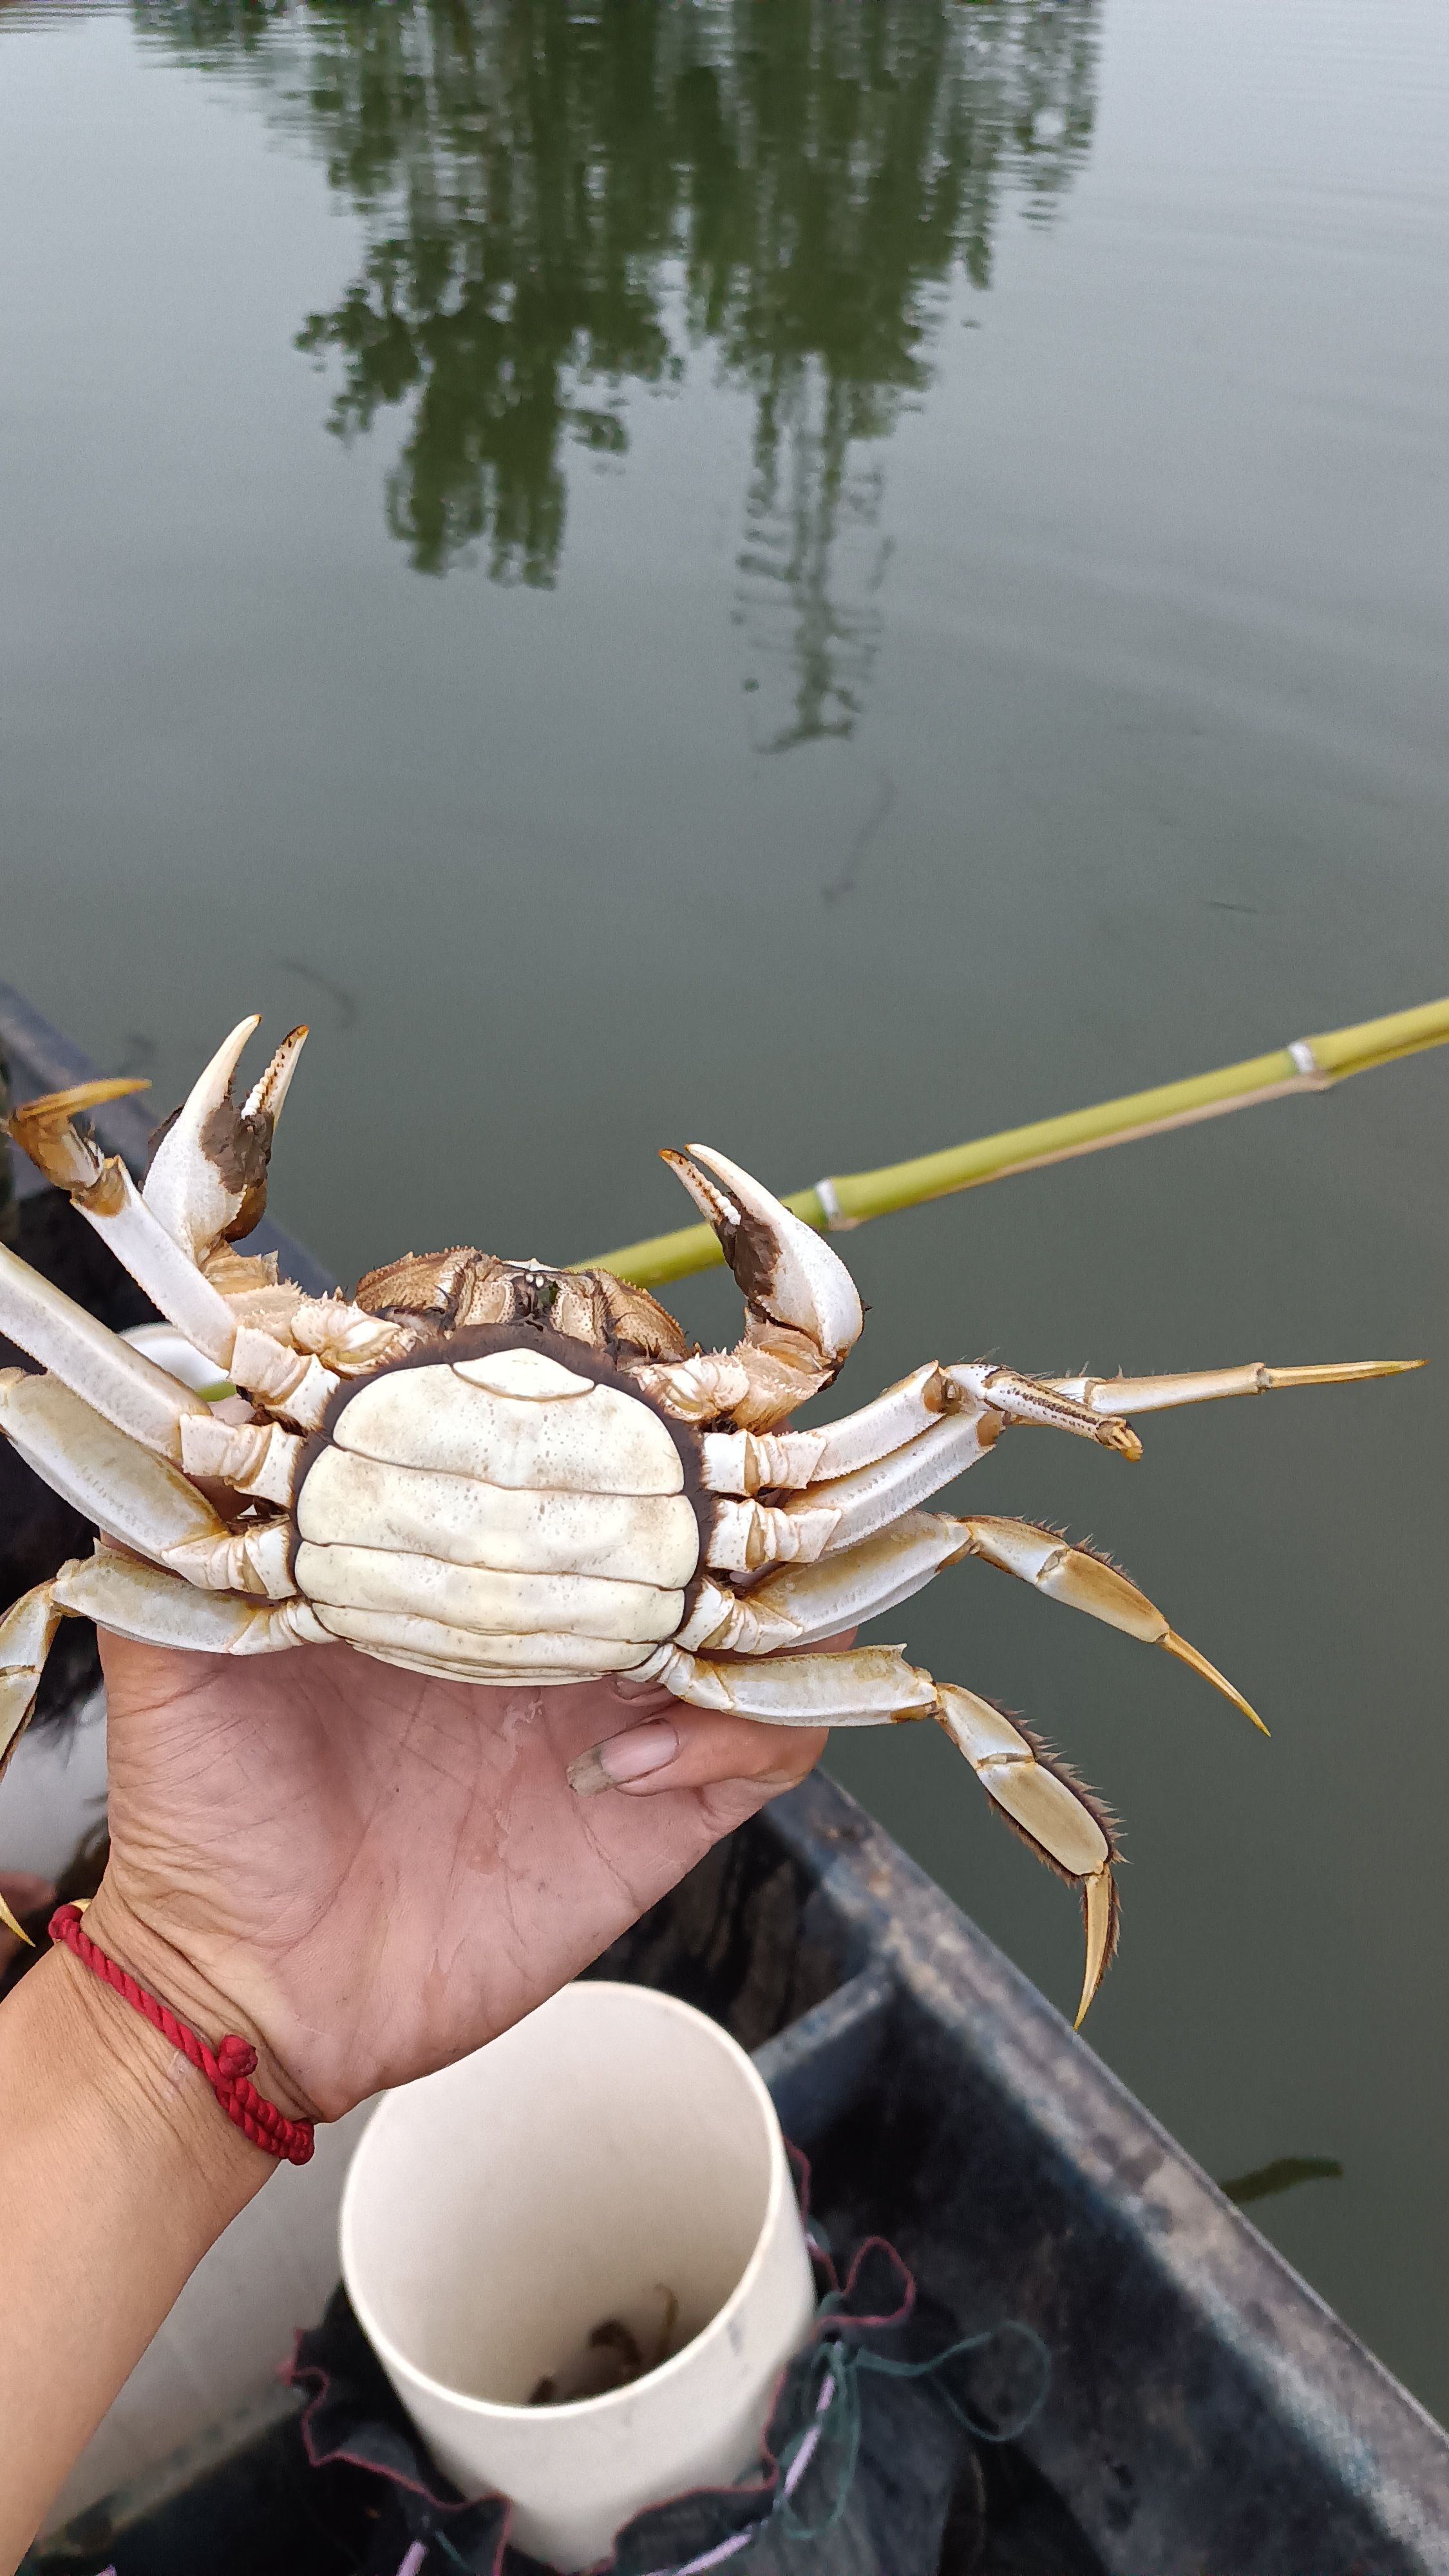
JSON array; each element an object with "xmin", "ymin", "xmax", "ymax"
[{"xmin": 48, "ymin": 1903, "xmax": 316, "ymax": 2166}]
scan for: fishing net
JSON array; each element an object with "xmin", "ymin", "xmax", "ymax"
[{"xmin": 285, "ymin": 2231, "xmax": 1051, "ymax": 2576}]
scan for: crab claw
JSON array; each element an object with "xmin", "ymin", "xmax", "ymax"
[
  {"xmin": 143, "ymin": 1018, "xmax": 308, "ymax": 1264},
  {"xmin": 662, "ymin": 1142, "xmax": 864, "ymax": 1367},
  {"xmin": 241, "ymin": 1023, "xmax": 308, "ymax": 1129}
]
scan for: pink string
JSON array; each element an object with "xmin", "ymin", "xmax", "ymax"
[
  {"xmin": 640, "ymin": 2369, "xmax": 837, "ymax": 2576},
  {"xmin": 780, "ymin": 2367, "xmax": 837, "ymax": 2499}
]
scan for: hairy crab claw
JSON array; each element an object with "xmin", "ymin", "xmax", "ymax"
[
  {"xmin": 659, "ymin": 1144, "xmax": 864, "ymax": 1367},
  {"xmin": 0, "ymin": 1018, "xmax": 1422, "ymax": 2020},
  {"xmin": 142, "ymin": 1013, "xmax": 309, "ymax": 1264}
]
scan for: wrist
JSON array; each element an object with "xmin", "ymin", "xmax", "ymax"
[
  {"xmin": 0, "ymin": 1941, "xmax": 268, "ymax": 2555},
  {"xmin": 11, "ymin": 1943, "xmax": 267, "ymax": 2225},
  {"xmin": 64, "ymin": 1879, "xmax": 317, "ymax": 2130}
]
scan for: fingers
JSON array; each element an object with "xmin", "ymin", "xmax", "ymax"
[
  {"xmin": 569, "ymin": 1629, "xmax": 853, "ymax": 1800},
  {"xmin": 569, "ymin": 1707, "xmax": 828, "ymax": 1802}
]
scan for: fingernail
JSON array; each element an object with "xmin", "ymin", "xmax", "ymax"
[{"xmin": 568, "ymin": 1721, "xmax": 679, "ymax": 1797}]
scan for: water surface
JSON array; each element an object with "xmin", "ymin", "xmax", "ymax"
[{"xmin": 3, "ymin": 0, "xmax": 1448, "ymax": 2418}]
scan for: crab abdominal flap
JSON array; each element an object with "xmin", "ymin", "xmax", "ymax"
[
  {"xmin": 287, "ymin": 1356, "xmax": 705, "ymax": 1682},
  {"xmin": 309, "ymin": 1604, "xmax": 655, "ymax": 1679},
  {"xmin": 330, "ymin": 1359, "xmax": 685, "ymax": 1495},
  {"xmin": 295, "ymin": 1544, "xmax": 683, "ymax": 1646},
  {"xmin": 297, "ymin": 1448, "xmax": 699, "ymax": 1587}
]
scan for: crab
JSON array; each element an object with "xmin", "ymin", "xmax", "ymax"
[{"xmin": 0, "ymin": 1018, "xmax": 1414, "ymax": 2020}]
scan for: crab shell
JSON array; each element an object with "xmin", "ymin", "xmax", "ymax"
[{"xmin": 293, "ymin": 1331, "xmax": 708, "ymax": 1685}]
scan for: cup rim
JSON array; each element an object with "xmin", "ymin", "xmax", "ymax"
[{"xmin": 339, "ymin": 1980, "xmax": 801, "ymax": 2425}]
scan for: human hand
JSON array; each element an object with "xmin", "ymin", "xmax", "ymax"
[
  {"xmin": 4, "ymin": 1647, "xmax": 827, "ymax": 2559},
  {"xmin": 79, "ymin": 1636, "xmax": 829, "ymax": 2125}
]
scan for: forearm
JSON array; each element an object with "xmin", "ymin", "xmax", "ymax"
[{"xmin": 0, "ymin": 1946, "xmax": 267, "ymax": 2568}]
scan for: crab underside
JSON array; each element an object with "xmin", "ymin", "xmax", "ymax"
[{"xmin": 0, "ymin": 1018, "xmax": 1415, "ymax": 2020}]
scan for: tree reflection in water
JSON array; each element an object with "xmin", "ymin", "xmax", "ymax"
[{"xmin": 136, "ymin": 0, "xmax": 1098, "ymax": 746}]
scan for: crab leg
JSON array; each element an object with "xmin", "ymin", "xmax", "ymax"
[
  {"xmin": 632, "ymin": 1636, "xmax": 1119, "ymax": 2023},
  {"xmin": 707, "ymin": 1410, "xmax": 996, "ymax": 1570},
  {"xmin": 943, "ymin": 1515, "xmax": 1264, "ymax": 1728},
  {"xmin": 0, "ymin": 1244, "xmax": 209, "ymax": 1460},
  {"xmin": 0, "ymin": 1372, "xmax": 294, "ymax": 1597},
  {"xmin": 697, "ymin": 1352, "xmax": 1413, "ymax": 1498},
  {"xmin": 1046, "ymin": 1359, "xmax": 1419, "ymax": 1416},
  {"xmin": 943, "ymin": 1365, "xmax": 1142, "ymax": 1454},
  {"xmin": 1, "ymin": 1370, "xmax": 222, "ymax": 1553},
  {"xmin": 0, "ymin": 1547, "xmax": 321, "ymax": 1917},
  {"xmin": 636, "ymin": 1638, "xmax": 938, "ymax": 1723},
  {"xmin": 677, "ymin": 1515, "xmax": 965, "ymax": 1653},
  {"xmin": 0, "ymin": 1571, "xmax": 77, "ymax": 1793},
  {"xmin": 683, "ymin": 1508, "xmax": 1261, "ymax": 1725},
  {"xmin": 52, "ymin": 1545, "xmax": 325, "ymax": 1649},
  {"xmin": 0, "ymin": 1184, "xmax": 351, "ymax": 1430},
  {"xmin": 6, "ymin": 1030, "xmax": 401, "ymax": 1427},
  {"xmin": 4, "ymin": 1083, "xmax": 240, "ymax": 1360},
  {"xmin": 1, "ymin": 1565, "xmax": 91, "ymax": 1939},
  {"xmin": 935, "ymin": 1685, "xmax": 1119, "ymax": 2027},
  {"xmin": 699, "ymin": 1363, "xmax": 948, "ymax": 1493},
  {"xmin": 700, "ymin": 1362, "xmax": 1140, "ymax": 1500},
  {"xmin": 5, "ymin": 1541, "xmax": 320, "ymax": 1786},
  {"xmin": 178, "ymin": 1412, "xmax": 304, "ymax": 1506},
  {"xmin": 705, "ymin": 1356, "xmax": 1146, "ymax": 1573}
]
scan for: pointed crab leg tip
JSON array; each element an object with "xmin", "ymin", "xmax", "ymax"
[
  {"xmin": 1265, "ymin": 1358, "xmax": 1425, "ymax": 1388},
  {"xmin": 0, "ymin": 1893, "xmax": 34, "ymax": 1946},
  {"xmin": 1072, "ymin": 1952, "xmax": 1101, "ymax": 2031},
  {"xmin": 1074, "ymin": 1871, "xmax": 1116, "ymax": 2027},
  {"xmin": 4, "ymin": 1073, "xmax": 153, "ymax": 1136},
  {"xmin": 1161, "ymin": 1630, "xmax": 1269, "ymax": 1733},
  {"xmin": 59, "ymin": 1076, "xmax": 151, "ymax": 1110}
]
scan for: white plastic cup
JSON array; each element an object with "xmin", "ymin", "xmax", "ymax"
[{"xmin": 339, "ymin": 1982, "xmax": 817, "ymax": 2571}]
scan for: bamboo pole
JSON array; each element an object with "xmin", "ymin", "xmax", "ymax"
[{"xmin": 580, "ymin": 996, "xmax": 1449, "ymax": 1288}]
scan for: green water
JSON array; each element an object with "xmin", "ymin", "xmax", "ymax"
[{"xmin": 3, "ymin": 0, "xmax": 1448, "ymax": 2420}]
